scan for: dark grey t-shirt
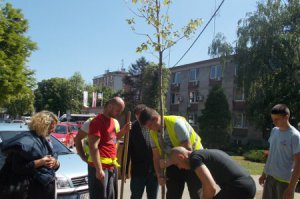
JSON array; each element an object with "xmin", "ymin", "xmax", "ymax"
[{"xmin": 190, "ymin": 149, "xmax": 249, "ymax": 188}]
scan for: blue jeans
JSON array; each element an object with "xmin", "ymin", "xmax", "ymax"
[
  {"xmin": 130, "ymin": 173, "xmax": 158, "ymax": 199},
  {"xmin": 88, "ymin": 165, "xmax": 118, "ymax": 199}
]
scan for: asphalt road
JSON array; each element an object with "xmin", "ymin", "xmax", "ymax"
[
  {"xmin": 118, "ymin": 176, "xmax": 300, "ymax": 199},
  {"xmin": 70, "ymin": 149, "xmax": 300, "ymax": 198}
]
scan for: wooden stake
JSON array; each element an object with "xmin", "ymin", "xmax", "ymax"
[{"xmin": 120, "ymin": 111, "xmax": 131, "ymax": 199}]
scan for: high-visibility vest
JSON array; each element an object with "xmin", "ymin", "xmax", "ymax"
[
  {"xmin": 84, "ymin": 118, "xmax": 120, "ymax": 167},
  {"xmin": 150, "ymin": 115, "xmax": 202, "ymax": 156}
]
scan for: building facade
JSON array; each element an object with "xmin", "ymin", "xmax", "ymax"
[
  {"xmin": 167, "ymin": 57, "xmax": 262, "ymax": 145},
  {"xmin": 93, "ymin": 68, "xmax": 128, "ymax": 92}
]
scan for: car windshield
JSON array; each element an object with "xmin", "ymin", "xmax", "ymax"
[
  {"xmin": 0, "ymin": 130, "xmax": 72, "ymax": 170},
  {"xmin": 55, "ymin": 125, "xmax": 67, "ymax": 134},
  {"xmin": 49, "ymin": 135, "xmax": 72, "ymax": 155}
]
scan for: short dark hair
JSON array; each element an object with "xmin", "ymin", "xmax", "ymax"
[
  {"xmin": 271, "ymin": 104, "xmax": 290, "ymax": 116},
  {"xmin": 139, "ymin": 107, "xmax": 159, "ymax": 126},
  {"xmin": 133, "ymin": 104, "xmax": 147, "ymax": 115}
]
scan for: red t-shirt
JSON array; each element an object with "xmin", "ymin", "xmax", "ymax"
[{"xmin": 89, "ymin": 113, "xmax": 118, "ymax": 169}]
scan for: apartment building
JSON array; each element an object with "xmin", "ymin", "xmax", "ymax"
[
  {"xmin": 93, "ymin": 68, "xmax": 128, "ymax": 92},
  {"xmin": 167, "ymin": 57, "xmax": 262, "ymax": 145}
]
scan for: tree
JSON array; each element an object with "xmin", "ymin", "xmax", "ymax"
[
  {"xmin": 0, "ymin": 3, "xmax": 37, "ymax": 107},
  {"xmin": 34, "ymin": 78, "xmax": 70, "ymax": 114},
  {"xmin": 235, "ymin": 0, "xmax": 300, "ymax": 131},
  {"xmin": 208, "ymin": 32, "xmax": 233, "ymax": 64},
  {"xmin": 5, "ymin": 90, "xmax": 34, "ymax": 118},
  {"xmin": 68, "ymin": 72, "xmax": 85, "ymax": 113},
  {"xmin": 198, "ymin": 85, "xmax": 232, "ymax": 148},
  {"xmin": 141, "ymin": 62, "xmax": 170, "ymax": 111},
  {"xmin": 127, "ymin": 0, "xmax": 202, "ymax": 111},
  {"xmin": 123, "ymin": 57, "xmax": 149, "ymax": 111}
]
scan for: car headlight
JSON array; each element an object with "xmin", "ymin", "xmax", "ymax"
[{"xmin": 56, "ymin": 177, "xmax": 71, "ymax": 189}]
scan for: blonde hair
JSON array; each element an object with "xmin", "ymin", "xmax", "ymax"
[{"xmin": 28, "ymin": 111, "xmax": 58, "ymax": 137}]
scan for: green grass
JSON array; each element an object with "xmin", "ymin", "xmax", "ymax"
[{"xmin": 232, "ymin": 156, "xmax": 265, "ymax": 175}]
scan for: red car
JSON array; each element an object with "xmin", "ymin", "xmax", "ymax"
[{"xmin": 51, "ymin": 122, "xmax": 78, "ymax": 148}]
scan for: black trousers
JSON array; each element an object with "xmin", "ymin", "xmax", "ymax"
[
  {"xmin": 166, "ymin": 165, "xmax": 202, "ymax": 199},
  {"xmin": 214, "ymin": 176, "xmax": 256, "ymax": 199}
]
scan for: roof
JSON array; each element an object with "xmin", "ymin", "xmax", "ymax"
[{"xmin": 0, "ymin": 123, "xmax": 29, "ymax": 131}]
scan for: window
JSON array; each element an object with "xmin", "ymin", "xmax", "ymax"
[
  {"xmin": 189, "ymin": 91, "xmax": 200, "ymax": 103},
  {"xmin": 233, "ymin": 139, "xmax": 242, "ymax": 145},
  {"xmin": 171, "ymin": 93, "xmax": 181, "ymax": 104},
  {"xmin": 210, "ymin": 65, "xmax": 222, "ymax": 80},
  {"xmin": 234, "ymin": 87, "xmax": 245, "ymax": 101},
  {"xmin": 233, "ymin": 112, "xmax": 248, "ymax": 128},
  {"xmin": 189, "ymin": 68, "xmax": 199, "ymax": 82},
  {"xmin": 172, "ymin": 72, "xmax": 181, "ymax": 84}
]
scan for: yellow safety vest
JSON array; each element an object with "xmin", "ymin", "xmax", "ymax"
[
  {"xmin": 84, "ymin": 118, "xmax": 120, "ymax": 167},
  {"xmin": 150, "ymin": 115, "xmax": 202, "ymax": 156}
]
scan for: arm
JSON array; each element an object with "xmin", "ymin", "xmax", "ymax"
[
  {"xmin": 175, "ymin": 119, "xmax": 193, "ymax": 151},
  {"xmin": 75, "ymin": 129, "xmax": 88, "ymax": 162},
  {"xmin": 12, "ymin": 154, "xmax": 57, "ymax": 174},
  {"xmin": 152, "ymin": 148, "xmax": 165, "ymax": 185},
  {"xmin": 88, "ymin": 134, "xmax": 105, "ymax": 181},
  {"xmin": 194, "ymin": 165, "xmax": 217, "ymax": 199},
  {"xmin": 283, "ymin": 152, "xmax": 300, "ymax": 199}
]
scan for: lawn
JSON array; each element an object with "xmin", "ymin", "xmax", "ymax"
[{"xmin": 232, "ymin": 156, "xmax": 265, "ymax": 175}]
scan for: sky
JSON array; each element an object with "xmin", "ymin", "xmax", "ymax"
[{"xmin": 7, "ymin": 0, "xmax": 257, "ymax": 84}]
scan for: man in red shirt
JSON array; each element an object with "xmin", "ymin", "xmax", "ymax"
[{"xmin": 88, "ymin": 97, "xmax": 131, "ymax": 199}]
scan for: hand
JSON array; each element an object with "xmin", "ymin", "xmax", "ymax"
[
  {"xmin": 259, "ymin": 174, "xmax": 266, "ymax": 186},
  {"xmin": 282, "ymin": 187, "xmax": 294, "ymax": 199},
  {"xmin": 157, "ymin": 176, "xmax": 166, "ymax": 186},
  {"xmin": 44, "ymin": 155, "xmax": 57, "ymax": 168},
  {"xmin": 96, "ymin": 169, "xmax": 105, "ymax": 182},
  {"xmin": 123, "ymin": 122, "xmax": 132, "ymax": 133}
]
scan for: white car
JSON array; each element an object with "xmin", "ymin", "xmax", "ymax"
[{"xmin": 0, "ymin": 123, "xmax": 89, "ymax": 199}]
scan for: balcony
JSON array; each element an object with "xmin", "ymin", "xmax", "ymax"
[
  {"xmin": 209, "ymin": 78, "xmax": 222, "ymax": 86},
  {"xmin": 171, "ymin": 83, "xmax": 180, "ymax": 92},
  {"xmin": 170, "ymin": 83, "xmax": 180, "ymax": 92},
  {"xmin": 187, "ymin": 103, "xmax": 198, "ymax": 111},
  {"xmin": 188, "ymin": 81, "xmax": 199, "ymax": 89},
  {"xmin": 232, "ymin": 100, "xmax": 246, "ymax": 111}
]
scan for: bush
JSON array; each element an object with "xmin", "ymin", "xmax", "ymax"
[{"xmin": 243, "ymin": 150, "xmax": 266, "ymax": 163}]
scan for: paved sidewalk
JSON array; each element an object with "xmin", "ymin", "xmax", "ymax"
[{"xmin": 119, "ymin": 176, "xmax": 300, "ymax": 199}]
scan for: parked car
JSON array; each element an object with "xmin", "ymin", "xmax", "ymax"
[
  {"xmin": 21, "ymin": 116, "xmax": 32, "ymax": 124},
  {"xmin": 75, "ymin": 120, "xmax": 85, "ymax": 128},
  {"xmin": 10, "ymin": 120, "xmax": 25, "ymax": 124},
  {"xmin": 51, "ymin": 122, "xmax": 78, "ymax": 148},
  {"xmin": 0, "ymin": 123, "xmax": 89, "ymax": 199}
]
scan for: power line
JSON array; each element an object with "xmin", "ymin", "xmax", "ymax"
[{"xmin": 172, "ymin": 0, "xmax": 225, "ymax": 67}]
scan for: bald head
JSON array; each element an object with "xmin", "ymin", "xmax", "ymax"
[
  {"xmin": 105, "ymin": 96, "xmax": 124, "ymax": 107},
  {"xmin": 104, "ymin": 96, "xmax": 125, "ymax": 118},
  {"xmin": 170, "ymin": 146, "xmax": 191, "ymax": 170},
  {"xmin": 170, "ymin": 147, "xmax": 189, "ymax": 159}
]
